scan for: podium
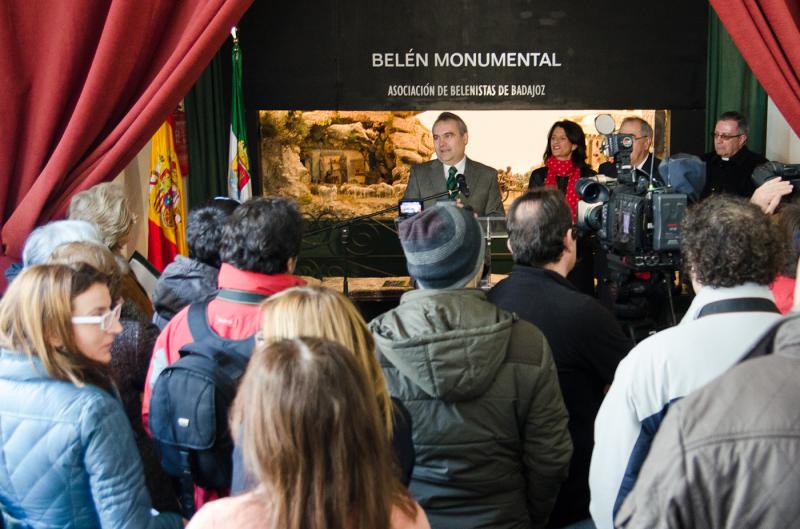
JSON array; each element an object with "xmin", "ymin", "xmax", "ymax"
[{"xmin": 477, "ymin": 216, "xmax": 508, "ymax": 288}]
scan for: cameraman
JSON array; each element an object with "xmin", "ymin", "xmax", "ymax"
[
  {"xmin": 598, "ymin": 117, "xmax": 661, "ymax": 180},
  {"xmin": 588, "ymin": 195, "xmax": 784, "ymax": 529}
]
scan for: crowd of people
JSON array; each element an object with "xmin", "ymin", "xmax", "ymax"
[{"xmin": 1, "ymin": 110, "xmax": 799, "ymax": 529}]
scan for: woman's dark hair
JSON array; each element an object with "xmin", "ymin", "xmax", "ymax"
[
  {"xmin": 542, "ymin": 120, "xmax": 589, "ymax": 168},
  {"xmin": 186, "ymin": 199, "xmax": 240, "ymax": 268},
  {"xmin": 219, "ymin": 197, "xmax": 303, "ymax": 274}
]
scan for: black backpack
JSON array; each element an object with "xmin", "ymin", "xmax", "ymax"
[{"xmin": 149, "ymin": 298, "xmax": 257, "ymax": 516}]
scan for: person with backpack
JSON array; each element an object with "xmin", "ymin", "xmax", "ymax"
[
  {"xmin": 0, "ymin": 264, "xmax": 182, "ymax": 529},
  {"xmin": 229, "ymin": 285, "xmax": 415, "ymax": 492},
  {"xmin": 187, "ymin": 337, "xmax": 430, "ymax": 529},
  {"xmin": 142, "ymin": 197, "xmax": 306, "ymax": 512}
]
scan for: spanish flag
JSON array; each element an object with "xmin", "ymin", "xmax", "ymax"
[{"xmin": 148, "ymin": 112, "xmax": 188, "ymax": 271}]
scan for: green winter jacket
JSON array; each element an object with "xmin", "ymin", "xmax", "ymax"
[{"xmin": 370, "ymin": 288, "xmax": 572, "ymax": 529}]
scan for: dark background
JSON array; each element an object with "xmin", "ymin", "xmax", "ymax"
[
  {"xmin": 237, "ymin": 0, "xmax": 708, "ymax": 283},
  {"xmin": 239, "ymin": 0, "xmax": 708, "ymax": 182}
]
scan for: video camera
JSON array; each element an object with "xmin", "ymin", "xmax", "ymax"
[
  {"xmin": 574, "ymin": 115, "xmax": 704, "ymax": 270},
  {"xmin": 752, "ymin": 161, "xmax": 800, "ymax": 194}
]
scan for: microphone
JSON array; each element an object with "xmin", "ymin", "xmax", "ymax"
[{"xmin": 456, "ymin": 174, "xmax": 471, "ymax": 197}]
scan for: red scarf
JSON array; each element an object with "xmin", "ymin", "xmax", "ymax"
[{"xmin": 544, "ymin": 156, "xmax": 581, "ymax": 219}]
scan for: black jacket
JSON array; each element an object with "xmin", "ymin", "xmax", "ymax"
[
  {"xmin": 151, "ymin": 256, "xmax": 219, "ymax": 329},
  {"xmin": 489, "ymin": 265, "xmax": 633, "ymax": 527},
  {"xmin": 700, "ymin": 146, "xmax": 767, "ymax": 199},
  {"xmin": 598, "ymin": 153, "xmax": 662, "ymax": 182}
]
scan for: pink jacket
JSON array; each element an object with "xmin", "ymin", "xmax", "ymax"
[{"xmin": 187, "ymin": 491, "xmax": 432, "ymax": 529}]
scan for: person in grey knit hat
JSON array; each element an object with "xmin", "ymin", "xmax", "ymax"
[
  {"xmin": 370, "ymin": 202, "xmax": 572, "ymax": 529},
  {"xmin": 399, "ymin": 203, "xmax": 485, "ymax": 289}
]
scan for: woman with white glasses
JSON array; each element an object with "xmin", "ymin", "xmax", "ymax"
[
  {"xmin": 50, "ymin": 240, "xmax": 180, "ymax": 513},
  {"xmin": 0, "ymin": 264, "xmax": 182, "ymax": 529}
]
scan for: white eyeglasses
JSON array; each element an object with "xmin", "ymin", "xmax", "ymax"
[{"xmin": 72, "ymin": 304, "xmax": 123, "ymax": 332}]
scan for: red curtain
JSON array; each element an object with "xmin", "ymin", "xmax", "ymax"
[
  {"xmin": 710, "ymin": 0, "xmax": 800, "ymax": 137},
  {"xmin": 0, "ymin": 0, "xmax": 253, "ymax": 259}
]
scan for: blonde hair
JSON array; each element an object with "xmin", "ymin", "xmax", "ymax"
[
  {"xmin": 258, "ymin": 285, "xmax": 394, "ymax": 434},
  {"xmin": 68, "ymin": 183, "xmax": 135, "ymax": 252},
  {"xmin": 49, "ymin": 241, "xmax": 123, "ymax": 301},
  {"xmin": 230, "ymin": 337, "xmax": 416, "ymax": 529},
  {"xmin": 0, "ymin": 264, "xmax": 113, "ymax": 391}
]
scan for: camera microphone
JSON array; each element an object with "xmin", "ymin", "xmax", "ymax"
[{"xmin": 456, "ymin": 174, "xmax": 471, "ymax": 197}]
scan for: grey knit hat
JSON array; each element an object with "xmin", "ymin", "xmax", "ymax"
[{"xmin": 398, "ymin": 203, "xmax": 485, "ymax": 289}]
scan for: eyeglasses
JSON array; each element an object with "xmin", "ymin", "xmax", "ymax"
[
  {"xmin": 712, "ymin": 132, "xmax": 743, "ymax": 141},
  {"xmin": 72, "ymin": 304, "xmax": 122, "ymax": 332},
  {"xmin": 570, "ymin": 224, "xmax": 578, "ymax": 239}
]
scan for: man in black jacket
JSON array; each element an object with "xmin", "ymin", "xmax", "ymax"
[
  {"xmin": 489, "ymin": 188, "xmax": 633, "ymax": 529},
  {"xmin": 701, "ymin": 111, "xmax": 767, "ymax": 198}
]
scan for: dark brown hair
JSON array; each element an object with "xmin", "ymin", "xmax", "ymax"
[
  {"xmin": 507, "ymin": 188, "xmax": 572, "ymax": 266},
  {"xmin": 543, "ymin": 119, "xmax": 589, "ymax": 168},
  {"xmin": 777, "ymin": 203, "xmax": 800, "ymax": 276},
  {"xmin": 681, "ymin": 195, "xmax": 784, "ymax": 287}
]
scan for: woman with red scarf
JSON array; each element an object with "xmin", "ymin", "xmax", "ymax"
[{"xmin": 528, "ymin": 120, "xmax": 598, "ymax": 295}]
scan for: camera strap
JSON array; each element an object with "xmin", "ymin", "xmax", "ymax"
[{"xmin": 696, "ymin": 297, "xmax": 780, "ymax": 319}]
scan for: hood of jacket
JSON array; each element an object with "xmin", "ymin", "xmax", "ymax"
[
  {"xmin": 152, "ymin": 255, "xmax": 219, "ymax": 319},
  {"xmin": 369, "ymin": 288, "xmax": 514, "ymax": 402}
]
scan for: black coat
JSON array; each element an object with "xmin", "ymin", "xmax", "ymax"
[
  {"xmin": 489, "ymin": 266, "xmax": 633, "ymax": 527},
  {"xmin": 528, "ymin": 163, "xmax": 599, "ymax": 297},
  {"xmin": 700, "ymin": 146, "xmax": 767, "ymax": 199}
]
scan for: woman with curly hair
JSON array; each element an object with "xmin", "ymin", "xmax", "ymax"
[
  {"xmin": 188, "ymin": 337, "xmax": 429, "ymax": 529},
  {"xmin": 68, "ymin": 182, "xmax": 153, "ymax": 317}
]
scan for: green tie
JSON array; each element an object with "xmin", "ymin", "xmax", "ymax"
[{"xmin": 447, "ymin": 166, "xmax": 458, "ymax": 200}]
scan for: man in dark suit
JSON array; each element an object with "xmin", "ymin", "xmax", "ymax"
[
  {"xmin": 700, "ymin": 111, "xmax": 767, "ymax": 199},
  {"xmin": 403, "ymin": 112, "xmax": 505, "ymax": 217},
  {"xmin": 598, "ymin": 116, "xmax": 661, "ymax": 182}
]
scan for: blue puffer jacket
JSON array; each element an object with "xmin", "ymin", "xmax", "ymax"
[{"xmin": 0, "ymin": 349, "xmax": 182, "ymax": 529}]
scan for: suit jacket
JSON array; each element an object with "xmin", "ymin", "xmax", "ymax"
[
  {"xmin": 598, "ymin": 153, "xmax": 662, "ymax": 182},
  {"xmin": 403, "ymin": 157, "xmax": 505, "ymax": 217}
]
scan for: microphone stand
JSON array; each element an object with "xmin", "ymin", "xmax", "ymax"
[{"xmin": 305, "ymin": 189, "xmax": 454, "ymax": 296}]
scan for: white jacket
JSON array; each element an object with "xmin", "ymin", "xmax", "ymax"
[{"xmin": 588, "ymin": 284, "xmax": 782, "ymax": 529}]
